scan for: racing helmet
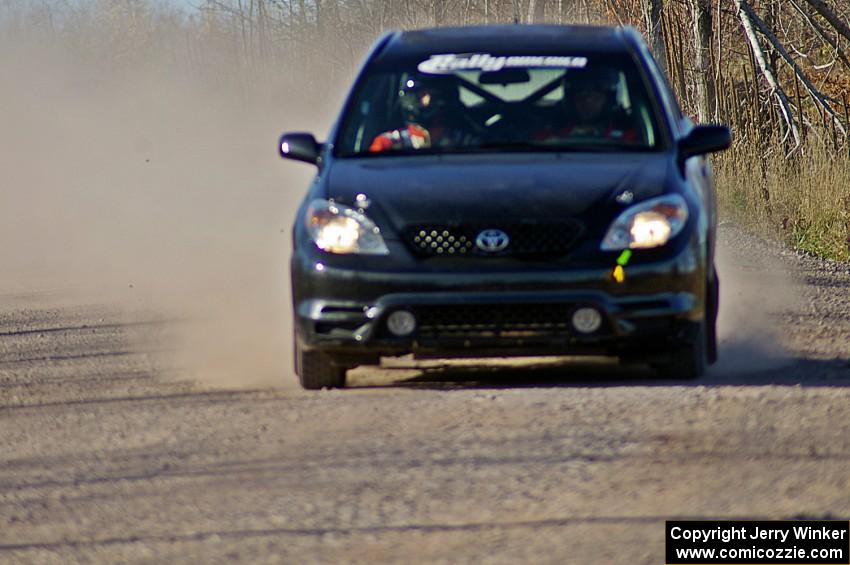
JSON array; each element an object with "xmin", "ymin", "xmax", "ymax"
[
  {"xmin": 565, "ymin": 66, "xmax": 620, "ymax": 98},
  {"xmin": 399, "ymin": 75, "xmax": 456, "ymax": 123},
  {"xmin": 563, "ymin": 66, "xmax": 621, "ymax": 122}
]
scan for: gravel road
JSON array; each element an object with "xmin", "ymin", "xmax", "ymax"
[{"xmin": 2, "ymin": 225, "xmax": 849, "ymax": 565}]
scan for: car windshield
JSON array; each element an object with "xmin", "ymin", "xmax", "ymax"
[{"xmin": 336, "ymin": 53, "xmax": 662, "ymax": 157}]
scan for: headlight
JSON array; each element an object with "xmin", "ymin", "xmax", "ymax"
[
  {"xmin": 305, "ymin": 199, "xmax": 389, "ymax": 255},
  {"xmin": 601, "ymin": 194, "xmax": 689, "ymax": 250}
]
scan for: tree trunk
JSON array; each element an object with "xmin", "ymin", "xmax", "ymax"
[
  {"xmin": 643, "ymin": 0, "xmax": 667, "ymax": 74},
  {"xmin": 528, "ymin": 0, "xmax": 546, "ymax": 23},
  {"xmin": 432, "ymin": 0, "xmax": 444, "ymax": 25},
  {"xmin": 692, "ymin": 0, "xmax": 716, "ymax": 122}
]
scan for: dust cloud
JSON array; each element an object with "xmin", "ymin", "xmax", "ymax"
[
  {"xmin": 0, "ymin": 15, "xmax": 793, "ymax": 388},
  {"xmin": 712, "ymin": 241, "xmax": 794, "ymax": 377},
  {"xmin": 0, "ymin": 26, "xmax": 342, "ymax": 387}
]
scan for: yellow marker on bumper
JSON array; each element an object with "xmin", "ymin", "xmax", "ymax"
[
  {"xmin": 612, "ymin": 250, "xmax": 630, "ymax": 283},
  {"xmin": 613, "ymin": 265, "xmax": 625, "ymax": 283}
]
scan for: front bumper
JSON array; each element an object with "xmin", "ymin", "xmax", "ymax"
[{"xmin": 291, "ymin": 241, "xmax": 706, "ymax": 359}]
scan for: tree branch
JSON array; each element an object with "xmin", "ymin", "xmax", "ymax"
[
  {"xmin": 734, "ymin": 0, "xmax": 800, "ymax": 149},
  {"xmin": 801, "ymin": 0, "xmax": 850, "ymax": 44},
  {"xmin": 788, "ymin": 0, "xmax": 850, "ymax": 73},
  {"xmin": 740, "ymin": 0, "xmax": 846, "ymax": 136}
]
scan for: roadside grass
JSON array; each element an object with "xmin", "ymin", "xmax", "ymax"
[{"xmin": 714, "ymin": 138, "xmax": 850, "ymax": 262}]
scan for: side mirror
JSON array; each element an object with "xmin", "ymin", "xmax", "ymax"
[
  {"xmin": 279, "ymin": 132, "xmax": 321, "ymax": 165},
  {"xmin": 678, "ymin": 125, "xmax": 732, "ymax": 160}
]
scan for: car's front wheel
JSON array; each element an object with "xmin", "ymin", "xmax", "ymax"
[
  {"xmin": 294, "ymin": 339, "xmax": 347, "ymax": 390},
  {"xmin": 707, "ymin": 269, "xmax": 719, "ymax": 365},
  {"xmin": 654, "ymin": 320, "xmax": 707, "ymax": 380}
]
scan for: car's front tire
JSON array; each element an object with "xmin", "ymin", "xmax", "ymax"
[
  {"xmin": 707, "ymin": 269, "xmax": 719, "ymax": 365},
  {"xmin": 294, "ymin": 339, "xmax": 347, "ymax": 390},
  {"xmin": 654, "ymin": 320, "xmax": 707, "ymax": 380}
]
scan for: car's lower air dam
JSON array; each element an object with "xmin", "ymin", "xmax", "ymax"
[
  {"xmin": 571, "ymin": 307, "xmax": 603, "ymax": 334},
  {"xmin": 387, "ymin": 310, "xmax": 417, "ymax": 336}
]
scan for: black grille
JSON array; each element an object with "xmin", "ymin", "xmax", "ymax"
[
  {"xmin": 415, "ymin": 303, "xmax": 581, "ymax": 338},
  {"xmin": 404, "ymin": 221, "xmax": 582, "ymax": 257},
  {"xmin": 407, "ymin": 227, "xmax": 475, "ymax": 256}
]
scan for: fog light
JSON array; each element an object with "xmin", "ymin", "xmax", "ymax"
[
  {"xmin": 571, "ymin": 307, "xmax": 602, "ymax": 334},
  {"xmin": 387, "ymin": 310, "xmax": 417, "ymax": 336}
]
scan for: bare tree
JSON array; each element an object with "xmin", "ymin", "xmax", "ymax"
[
  {"xmin": 642, "ymin": 0, "xmax": 666, "ymax": 73},
  {"xmin": 433, "ymin": 0, "xmax": 444, "ymax": 25},
  {"xmin": 528, "ymin": 0, "xmax": 545, "ymax": 23},
  {"xmin": 801, "ymin": 0, "xmax": 850, "ymax": 43},
  {"xmin": 739, "ymin": 0, "xmax": 846, "ymax": 135},
  {"xmin": 691, "ymin": 0, "xmax": 715, "ymax": 122},
  {"xmin": 735, "ymin": 0, "xmax": 800, "ymax": 148},
  {"xmin": 789, "ymin": 0, "xmax": 850, "ymax": 72}
]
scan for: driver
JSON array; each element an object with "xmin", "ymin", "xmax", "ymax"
[
  {"xmin": 535, "ymin": 68, "xmax": 638, "ymax": 143},
  {"xmin": 369, "ymin": 76, "xmax": 470, "ymax": 152}
]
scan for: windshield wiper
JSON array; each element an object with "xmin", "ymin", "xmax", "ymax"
[
  {"xmin": 475, "ymin": 141, "xmax": 556, "ymax": 151},
  {"xmin": 339, "ymin": 147, "xmax": 451, "ymax": 158},
  {"xmin": 474, "ymin": 141, "xmax": 650, "ymax": 153},
  {"xmin": 342, "ymin": 143, "xmax": 556, "ymax": 157},
  {"xmin": 339, "ymin": 141, "xmax": 653, "ymax": 158},
  {"xmin": 564, "ymin": 143, "xmax": 653, "ymax": 152}
]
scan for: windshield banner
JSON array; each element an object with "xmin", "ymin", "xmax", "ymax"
[{"xmin": 418, "ymin": 53, "xmax": 589, "ymax": 74}]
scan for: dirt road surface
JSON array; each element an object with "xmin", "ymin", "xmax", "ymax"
[{"xmin": 2, "ymin": 225, "xmax": 849, "ymax": 564}]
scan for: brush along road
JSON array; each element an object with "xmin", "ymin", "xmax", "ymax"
[{"xmin": 1, "ymin": 226, "xmax": 849, "ymax": 564}]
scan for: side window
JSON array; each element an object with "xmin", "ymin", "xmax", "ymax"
[{"xmin": 338, "ymin": 74, "xmax": 397, "ymax": 154}]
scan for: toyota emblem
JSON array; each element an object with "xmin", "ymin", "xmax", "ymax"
[{"xmin": 475, "ymin": 229, "xmax": 510, "ymax": 253}]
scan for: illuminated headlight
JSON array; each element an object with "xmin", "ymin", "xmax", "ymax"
[
  {"xmin": 305, "ymin": 199, "xmax": 389, "ymax": 255},
  {"xmin": 601, "ymin": 194, "xmax": 689, "ymax": 251}
]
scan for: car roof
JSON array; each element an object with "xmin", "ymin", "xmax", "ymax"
[{"xmin": 375, "ymin": 25, "xmax": 638, "ymax": 63}]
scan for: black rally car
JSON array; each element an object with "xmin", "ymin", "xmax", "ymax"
[{"xmin": 280, "ymin": 25, "xmax": 731, "ymax": 389}]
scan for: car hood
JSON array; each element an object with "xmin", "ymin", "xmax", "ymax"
[{"xmin": 325, "ymin": 153, "xmax": 673, "ymax": 230}]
